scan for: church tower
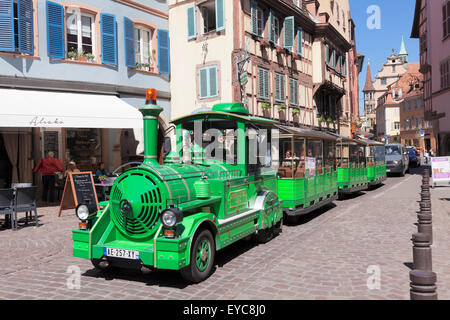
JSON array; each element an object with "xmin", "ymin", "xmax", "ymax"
[
  {"xmin": 398, "ymin": 35, "xmax": 408, "ymax": 64},
  {"xmin": 363, "ymin": 61, "xmax": 376, "ymax": 133}
]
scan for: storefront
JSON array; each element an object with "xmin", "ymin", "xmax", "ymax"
[{"xmin": 0, "ymin": 88, "xmax": 144, "ymax": 192}]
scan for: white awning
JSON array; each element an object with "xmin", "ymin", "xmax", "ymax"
[{"xmin": 0, "ymin": 88, "xmax": 143, "ymax": 129}]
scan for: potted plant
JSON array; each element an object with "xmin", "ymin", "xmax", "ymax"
[
  {"xmin": 327, "ymin": 117, "xmax": 332, "ymax": 122},
  {"xmin": 277, "ymin": 104, "xmax": 287, "ymax": 110},
  {"xmin": 86, "ymin": 53, "xmax": 95, "ymax": 62},
  {"xmin": 317, "ymin": 115, "xmax": 323, "ymax": 122},
  {"xmin": 76, "ymin": 50, "xmax": 88, "ymax": 62},
  {"xmin": 68, "ymin": 51, "xmax": 77, "ymax": 60},
  {"xmin": 292, "ymin": 109, "xmax": 300, "ymax": 116},
  {"xmin": 276, "ymin": 46, "xmax": 283, "ymax": 53},
  {"xmin": 262, "ymin": 103, "xmax": 271, "ymax": 110}
]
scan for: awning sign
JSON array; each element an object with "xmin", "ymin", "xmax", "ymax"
[{"xmin": 431, "ymin": 157, "xmax": 450, "ymax": 184}]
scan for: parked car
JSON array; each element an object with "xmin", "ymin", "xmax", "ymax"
[
  {"xmin": 385, "ymin": 144, "xmax": 409, "ymax": 176},
  {"xmin": 407, "ymin": 147, "xmax": 420, "ymax": 167}
]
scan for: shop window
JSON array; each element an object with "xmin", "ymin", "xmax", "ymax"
[
  {"xmin": 134, "ymin": 26, "xmax": 153, "ymax": 71},
  {"xmin": 66, "ymin": 128, "xmax": 102, "ymax": 172}
]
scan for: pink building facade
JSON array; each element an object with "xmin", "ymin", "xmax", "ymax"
[{"xmin": 412, "ymin": 0, "xmax": 450, "ymax": 155}]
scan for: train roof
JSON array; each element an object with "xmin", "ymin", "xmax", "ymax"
[
  {"xmin": 275, "ymin": 125, "xmax": 338, "ymax": 140},
  {"xmin": 357, "ymin": 139, "xmax": 384, "ymax": 146},
  {"xmin": 171, "ymin": 103, "xmax": 278, "ymax": 127}
]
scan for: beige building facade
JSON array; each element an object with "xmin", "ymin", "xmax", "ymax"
[{"xmin": 169, "ymin": 0, "xmax": 355, "ymax": 136}]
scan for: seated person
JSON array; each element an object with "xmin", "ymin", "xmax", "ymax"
[
  {"xmin": 95, "ymin": 162, "xmax": 109, "ymax": 177},
  {"xmin": 64, "ymin": 161, "xmax": 80, "ymax": 177}
]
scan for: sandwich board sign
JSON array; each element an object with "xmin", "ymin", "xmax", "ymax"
[
  {"xmin": 430, "ymin": 157, "xmax": 450, "ymax": 187},
  {"xmin": 58, "ymin": 172, "xmax": 99, "ymax": 217}
]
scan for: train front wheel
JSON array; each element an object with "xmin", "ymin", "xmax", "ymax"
[{"xmin": 180, "ymin": 229, "xmax": 215, "ymax": 283}]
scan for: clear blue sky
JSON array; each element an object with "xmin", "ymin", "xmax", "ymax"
[{"xmin": 349, "ymin": 0, "xmax": 419, "ymax": 115}]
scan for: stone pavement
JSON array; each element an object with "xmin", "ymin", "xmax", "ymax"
[{"xmin": 0, "ymin": 166, "xmax": 448, "ymax": 300}]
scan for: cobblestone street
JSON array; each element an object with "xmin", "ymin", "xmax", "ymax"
[{"xmin": 0, "ymin": 167, "xmax": 448, "ymax": 300}]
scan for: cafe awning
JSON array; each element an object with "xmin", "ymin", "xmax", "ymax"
[{"xmin": 0, "ymin": 88, "xmax": 143, "ymax": 129}]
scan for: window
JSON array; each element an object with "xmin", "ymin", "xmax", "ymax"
[
  {"xmin": 440, "ymin": 59, "xmax": 450, "ymax": 90},
  {"xmin": 421, "ymin": 118, "xmax": 425, "ymax": 129},
  {"xmin": 394, "ymin": 122, "xmax": 400, "ymax": 130},
  {"xmin": 289, "ymin": 78, "xmax": 298, "ymax": 106},
  {"xmin": 443, "ymin": 1, "xmax": 450, "ymax": 39},
  {"xmin": 408, "ymin": 101, "xmax": 411, "ymax": 110},
  {"xmin": 403, "ymin": 102, "xmax": 406, "ymax": 111},
  {"xmin": 134, "ymin": 26, "xmax": 153, "ymax": 70},
  {"xmin": 201, "ymin": 4, "xmax": 216, "ymax": 33},
  {"xmin": 187, "ymin": 0, "xmax": 225, "ymax": 39},
  {"xmin": 414, "ymin": 99, "xmax": 418, "ymax": 109},
  {"xmin": 66, "ymin": 10, "xmax": 95, "ymax": 57},
  {"xmin": 258, "ymin": 67, "xmax": 270, "ymax": 100},
  {"xmin": 199, "ymin": 65, "xmax": 218, "ymax": 99},
  {"xmin": 275, "ymin": 73, "xmax": 285, "ymax": 103},
  {"xmin": 393, "ymin": 65, "xmax": 396, "ymax": 73},
  {"xmin": 256, "ymin": 8, "xmax": 264, "ymax": 37},
  {"xmin": 415, "ymin": 118, "xmax": 419, "ymax": 128},
  {"xmin": 273, "ymin": 16, "xmax": 280, "ymax": 45},
  {"xmin": 381, "ymin": 78, "xmax": 387, "ymax": 85},
  {"xmin": 0, "ymin": 0, "xmax": 34, "ymax": 55}
]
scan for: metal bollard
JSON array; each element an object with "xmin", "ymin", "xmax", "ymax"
[
  {"xmin": 410, "ymin": 270, "xmax": 438, "ymax": 300},
  {"xmin": 417, "ymin": 213, "xmax": 433, "ymax": 245},
  {"xmin": 412, "ymin": 233, "xmax": 432, "ymax": 271}
]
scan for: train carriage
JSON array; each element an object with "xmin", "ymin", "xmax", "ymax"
[
  {"xmin": 358, "ymin": 139, "xmax": 387, "ymax": 186},
  {"xmin": 72, "ymin": 101, "xmax": 283, "ymax": 283},
  {"xmin": 334, "ymin": 134, "xmax": 369, "ymax": 196},
  {"xmin": 275, "ymin": 126, "xmax": 339, "ymax": 222}
]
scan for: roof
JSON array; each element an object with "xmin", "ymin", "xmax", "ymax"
[
  {"xmin": 275, "ymin": 125, "xmax": 338, "ymax": 140},
  {"xmin": 399, "ymin": 35, "xmax": 408, "ymax": 56},
  {"xmin": 363, "ymin": 63, "xmax": 375, "ymax": 92},
  {"xmin": 171, "ymin": 111, "xmax": 278, "ymax": 127}
]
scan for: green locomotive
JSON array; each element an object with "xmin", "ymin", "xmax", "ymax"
[
  {"xmin": 73, "ymin": 101, "xmax": 283, "ymax": 282},
  {"xmin": 72, "ymin": 98, "xmax": 386, "ymax": 282}
]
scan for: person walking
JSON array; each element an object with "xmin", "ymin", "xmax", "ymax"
[{"xmin": 33, "ymin": 151, "xmax": 64, "ymax": 205}]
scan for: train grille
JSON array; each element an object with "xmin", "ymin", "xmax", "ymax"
[{"xmin": 110, "ymin": 172, "xmax": 162, "ymax": 237}]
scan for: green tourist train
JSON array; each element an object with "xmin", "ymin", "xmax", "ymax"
[{"xmin": 72, "ymin": 100, "xmax": 386, "ymax": 283}]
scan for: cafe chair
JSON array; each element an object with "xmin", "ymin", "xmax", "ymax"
[
  {"xmin": 0, "ymin": 188, "xmax": 16, "ymax": 230},
  {"xmin": 14, "ymin": 186, "xmax": 38, "ymax": 228}
]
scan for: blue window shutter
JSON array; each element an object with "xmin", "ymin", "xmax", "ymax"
[
  {"xmin": 0, "ymin": 0, "xmax": 15, "ymax": 52},
  {"xmin": 209, "ymin": 66, "xmax": 218, "ymax": 96},
  {"xmin": 325, "ymin": 44, "xmax": 329, "ymax": 65},
  {"xmin": 157, "ymin": 29, "xmax": 170, "ymax": 74},
  {"xmin": 100, "ymin": 14, "xmax": 117, "ymax": 65},
  {"xmin": 215, "ymin": 0, "xmax": 225, "ymax": 32},
  {"xmin": 124, "ymin": 17, "xmax": 135, "ymax": 68},
  {"xmin": 199, "ymin": 68, "xmax": 207, "ymax": 98},
  {"xmin": 46, "ymin": 1, "xmax": 64, "ymax": 58},
  {"xmin": 18, "ymin": 0, "xmax": 34, "ymax": 55},
  {"xmin": 297, "ymin": 27, "xmax": 303, "ymax": 56},
  {"xmin": 187, "ymin": 6, "xmax": 196, "ymax": 40},
  {"xmin": 283, "ymin": 16, "xmax": 294, "ymax": 50}
]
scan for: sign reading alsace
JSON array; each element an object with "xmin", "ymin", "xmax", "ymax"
[{"xmin": 431, "ymin": 157, "xmax": 450, "ymax": 185}]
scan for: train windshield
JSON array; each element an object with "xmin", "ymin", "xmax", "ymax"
[{"xmin": 180, "ymin": 120, "xmax": 238, "ymax": 165}]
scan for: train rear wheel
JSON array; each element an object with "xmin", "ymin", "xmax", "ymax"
[
  {"xmin": 180, "ymin": 229, "xmax": 215, "ymax": 283},
  {"xmin": 253, "ymin": 226, "xmax": 274, "ymax": 243}
]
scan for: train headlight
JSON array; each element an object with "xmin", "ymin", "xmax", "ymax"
[
  {"xmin": 76, "ymin": 204, "xmax": 97, "ymax": 221},
  {"xmin": 161, "ymin": 208, "xmax": 183, "ymax": 228}
]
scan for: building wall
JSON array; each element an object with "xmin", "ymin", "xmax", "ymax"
[{"xmin": 0, "ymin": 0, "xmax": 170, "ymax": 95}]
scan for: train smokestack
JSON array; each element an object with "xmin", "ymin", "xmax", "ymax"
[{"xmin": 139, "ymin": 89, "xmax": 162, "ymax": 165}]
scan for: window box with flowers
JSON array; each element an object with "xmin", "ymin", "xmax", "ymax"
[{"xmin": 68, "ymin": 50, "xmax": 95, "ymax": 63}]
